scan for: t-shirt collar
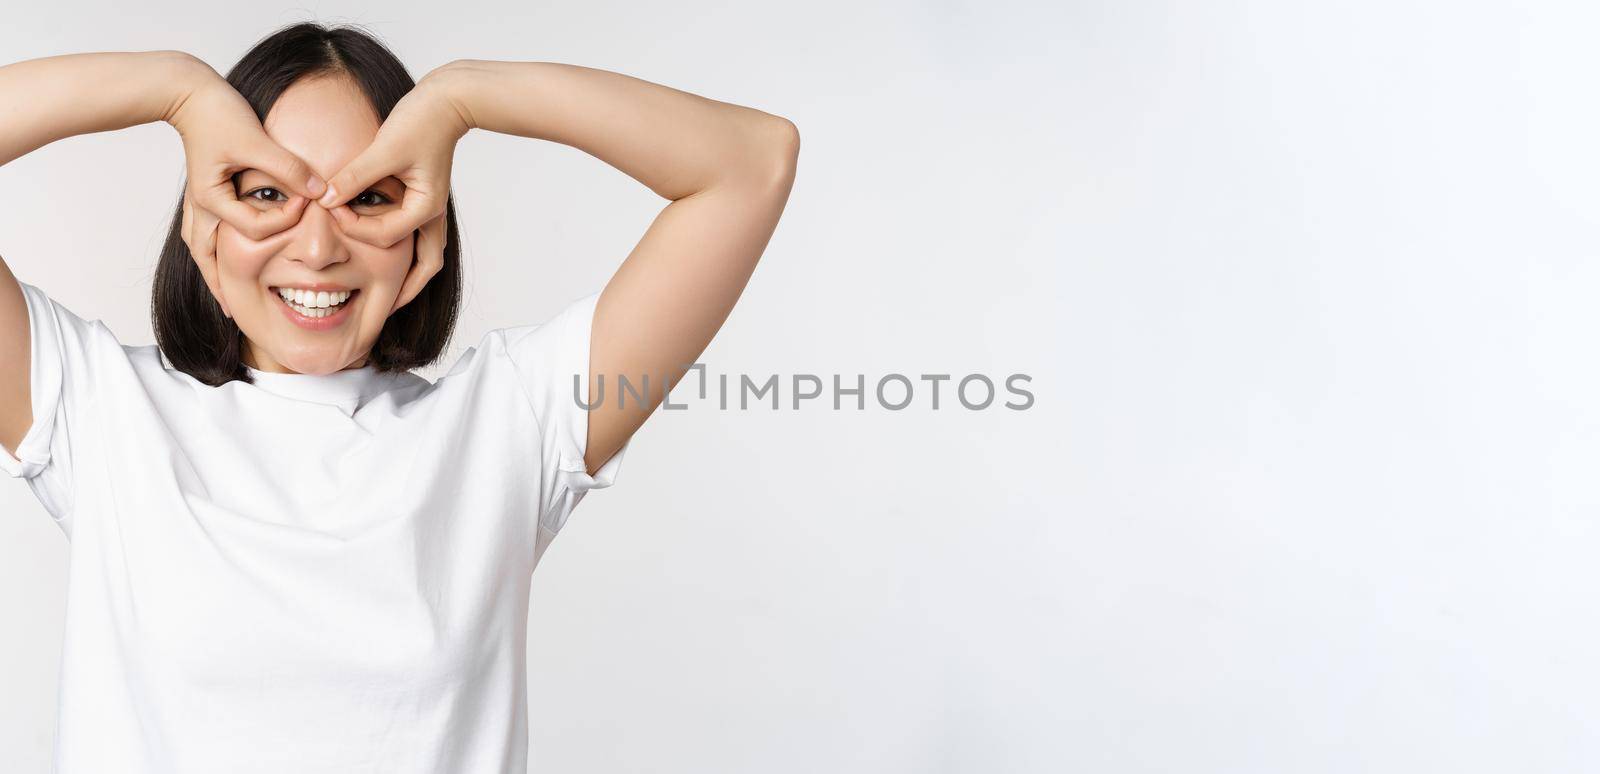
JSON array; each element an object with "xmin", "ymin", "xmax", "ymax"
[{"xmin": 242, "ymin": 363, "xmax": 388, "ymax": 417}]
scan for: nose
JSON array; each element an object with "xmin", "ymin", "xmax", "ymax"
[{"xmin": 282, "ymin": 201, "xmax": 349, "ymax": 269}]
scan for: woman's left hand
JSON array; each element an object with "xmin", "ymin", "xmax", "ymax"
[{"xmin": 316, "ymin": 67, "xmax": 471, "ymax": 248}]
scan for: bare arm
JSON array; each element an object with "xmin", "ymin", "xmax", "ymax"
[
  {"xmin": 434, "ymin": 60, "xmax": 799, "ymax": 200},
  {"xmin": 0, "ymin": 51, "xmax": 205, "ymax": 166},
  {"xmin": 433, "ymin": 61, "xmax": 800, "ymax": 475},
  {"xmin": 0, "ymin": 51, "xmax": 209, "ymax": 459},
  {"xmin": 0, "ymin": 51, "xmax": 320, "ymax": 459},
  {"xmin": 318, "ymin": 61, "xmax": 798, "ymax": 476}
]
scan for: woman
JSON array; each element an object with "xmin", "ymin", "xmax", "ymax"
[{"xmin": 0, "ymin": 22, "xmax": 797, "ymax": 773}]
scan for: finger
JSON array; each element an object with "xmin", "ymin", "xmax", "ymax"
[
  {"xmin": 197, "ymin": 189, "xmax": 309, "ymax": 241},
  {"xmin": 182, "ymin": 197, "xmax": 218, "ymax": 261},
  {"xmin": 238, "ymin": 138, "xmax": 326, "ymax": 200},
  {"xmin": 417, "ymin": 211, "xmax": 448, "ymax": 276},
  {"xmin": 187, "ymin": 203, "xmax": 220, "ymax": 261},
  {"xmin": 317, "ymin": 144, "xmax": 393, "ymax": 210},
  {"xmin": 184, "ymin": 199, "xmax": 231, "ymax": 317},
  {"xmin": 181, "ymin": 196, "xmax": 194, "ymax": 248},
  {"xmin": 333, "ymin": 191, "xmax": 444, "ymax": 249},
  {"xmin": 391, "ymin": 213, "xmax": 449, "ymax": 315},
  {"xmin": 198, "ymin": 208, "xmax": 220, "ymax": 261}
]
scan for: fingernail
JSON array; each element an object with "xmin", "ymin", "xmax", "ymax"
[{"xmin": 307, "ymin": 176, "xmax": 327, "ymax": 197}]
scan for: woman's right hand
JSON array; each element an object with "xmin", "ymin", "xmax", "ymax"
[
  {"xmin": 165, "ymin": 65, "xmax": 323, "ymax": 318},
  {"xmin": 164, "ymin": 65, "xmax": 324, "ymax": 319},
  {"xmin": 165, "ymin": 67, "xmax": 323, "ymax": 244}
]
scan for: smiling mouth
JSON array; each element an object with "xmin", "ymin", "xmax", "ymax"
[{"xmin": 271, "ymin": 287, "xmax": 360, "ymax": 319}]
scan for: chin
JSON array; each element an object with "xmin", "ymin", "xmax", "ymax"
[{"xmin": 252, "ymin": 345, "xmax": 353, "ymax": 375}]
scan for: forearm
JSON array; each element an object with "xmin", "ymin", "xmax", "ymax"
[
  {"xmin": 430, "ymin": 59, "xmax": 797, "ymax": 200},
  {"xmin": 0, "ymin": 51, "xmax": 211, "ymax": 167}
]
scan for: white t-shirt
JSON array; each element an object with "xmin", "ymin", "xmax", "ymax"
[{"xmin": 2, "ymin": 280, "xmax": 627, "ymax": 773}]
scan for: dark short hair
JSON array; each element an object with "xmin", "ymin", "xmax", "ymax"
[{"xmin": 152, "ymin": 22, "xmax": 463, "ymax": 386}]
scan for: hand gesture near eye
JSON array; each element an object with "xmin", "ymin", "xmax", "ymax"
[
  {"xmin": 167, "ymin": 70, "xmax": 325, "ymax": 297},
  {"xmin": 316, "ymin": 67, "xmax": 468, "ymax": 249}
]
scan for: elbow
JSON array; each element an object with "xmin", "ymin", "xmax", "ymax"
[
  {"xmin": 752, "ymin": 115, "xmax": 800, "ymax": 191},
  {"xmin": 704, "ymin": 113, "xmax": 799, "ymax": 196},
  {"xmin": 770, "ymin": 115, "xmax": 800, "ymax": 161}
]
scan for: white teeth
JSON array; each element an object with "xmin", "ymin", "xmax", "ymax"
[
  {"xmin": 276, "ymin": 288, "xmax": 352, "ymax": 309},
  {"xmin": 275, "ymin": 287, "xmax": 354, "ymax": 318}
]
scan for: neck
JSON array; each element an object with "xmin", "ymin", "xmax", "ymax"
[{"xmin": 244, "ymin": 345, "xmax": 370, "ymax": 374}]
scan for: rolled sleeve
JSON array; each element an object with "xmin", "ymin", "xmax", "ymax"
[
  {"xmin": 1, "ymin": 282, "xmax": 67, "ymax": 480},
  {"xmin": 499, "ymin": 290, "xmax": 629, "ymax": 535},
  {"xmin": 2, "ymin": 281, "xmax": 93, "ymax": 526}
]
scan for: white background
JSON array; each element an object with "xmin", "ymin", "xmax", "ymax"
[{"xmin": 2, "ymin": 1, "xmax": 1595, "ymax": 772}]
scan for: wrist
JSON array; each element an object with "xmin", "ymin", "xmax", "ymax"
[
  {"xmin": 155, "ymin": 51, "xmax": 223, "ymax": 128},
  {"xmin": 418, "ymin": 59, "xmax": 491, "ymax": 136}
]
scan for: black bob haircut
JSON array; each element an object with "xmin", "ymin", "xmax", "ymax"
[{"xmin": 152, "ymin": 22, "xmax": 463, "ymax": 387}]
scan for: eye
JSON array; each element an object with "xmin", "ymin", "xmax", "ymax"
[
  {"xmin": 351, "ymin": 190, "xmax": 393, "ymax": 208},
  {"xmin": 244, "ymin": 187, "xmax": 288, "ymax": 203}
]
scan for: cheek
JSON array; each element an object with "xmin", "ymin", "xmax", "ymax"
[
  {"xmin": 214, "ymin": 227, "xmax": 276, "ymax": 283},
  {"xmin": 360, "ymin": 238, "xmax": 416, "ymax": 285}
]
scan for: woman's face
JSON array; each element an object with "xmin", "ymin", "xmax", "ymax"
[{"xmin": 214, "ymin": 73, "xmax": 413, "ymax": 375}]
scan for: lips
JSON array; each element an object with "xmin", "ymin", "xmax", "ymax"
[{"xmin": 271, "ymin": 287, "xmax": 359, "ymax": 330}]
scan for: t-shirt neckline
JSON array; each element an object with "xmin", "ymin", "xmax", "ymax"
[{"xmin": 242, "ymin": 363, "xmax": 387, "ymax": 415}]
